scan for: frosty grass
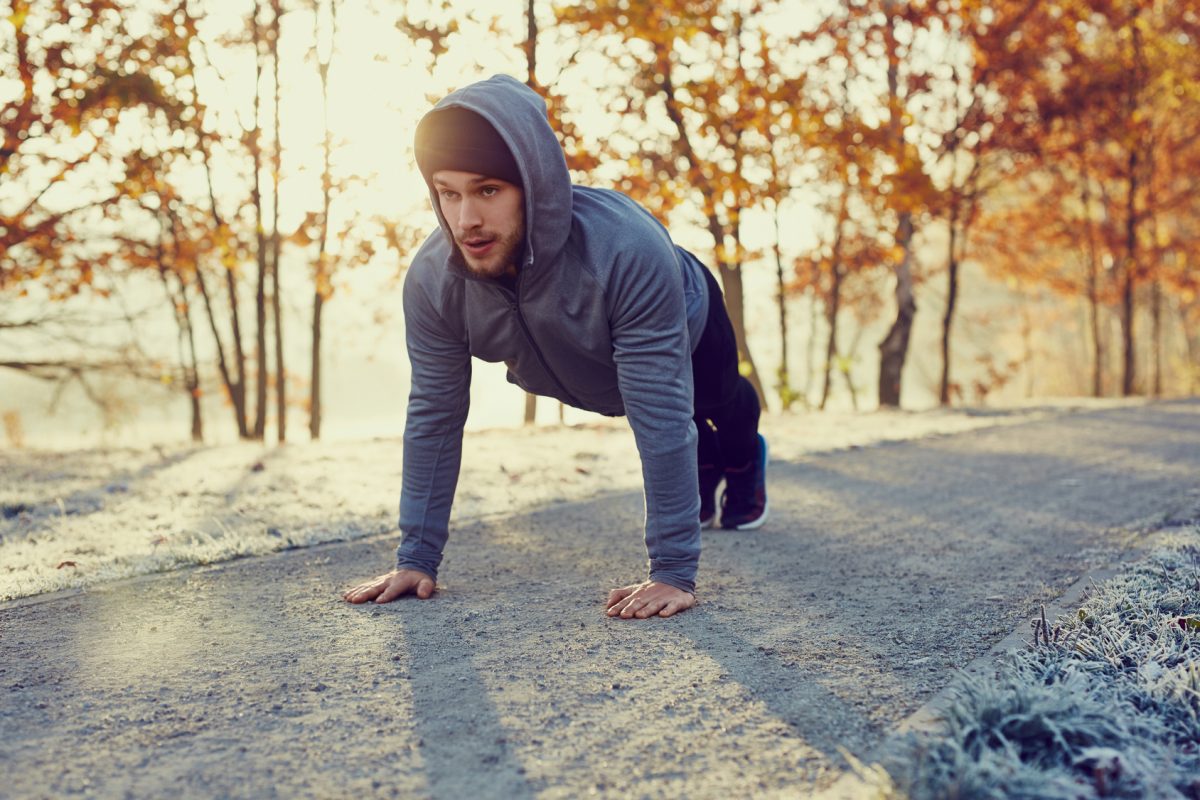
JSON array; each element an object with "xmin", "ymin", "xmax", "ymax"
[{"xmin": 856, "ymin": 528, "xmax": 1200, "ymax": 800}]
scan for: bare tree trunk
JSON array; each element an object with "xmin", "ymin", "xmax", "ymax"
[
  {"xmin": 251, "ymin": 2, "xmax": 269, "ymax": 439},
  {"xmin": 522, "ymin": 0, "xmax": 539, "ymax": 426},
  {"xmin": 716, "ymin": 261, "xmax": 767, "ymax": 408},
  {"xmin": 1120, "ymin": 12, "xmax": 1143, "ymax": 398},
  {"xmin": 844, "ymin": 370, "xmax": 859, "ymax": 411},
  {"xmin": 819, "ymin": 264, "xmax": 840, "ymax": 411},
  {"xmin": 656, "ymin": 59, "xmax": 766, "ymax": 409},
  {"xmin": 803, "ymin": 287, "xmax": 818, "ymax": 407},
  {"xmin": 162, "ymin": 272, "xmax": 202, "ymax": 440},
  {"xmin": 878, "ymin": 215, "xmax": 916, "ymax": 408},
  {"xmin": 193, "ymin": 261, "xmax": 243, "ymax": 434},
  {"xmin": 1022, "ymin": 303, "xmax": 1036, "ymax": 399},
  {"xmin": 877, "ymin": 7, "xmax": 916, "ymax": 409},
  {"xmin": 182, "ymin": 280, "xmax": 203, "ymax": 442},
  {"xmin": 1151, "ymin": 279, "xmax": 1162, "ymax": 396},
  {"xmin": 729, "ymin": 209, "xmax": 767, "ymax": 407},
  {"xmin": 842, "ymin": 324, "xmax": 865, "ymax": 412},
  {"xmin": 310, "ymin": 0, "xmax": 336, "ymax": 440},
  {"xmin": 525, "ymin": 0, "xmax": 537, "ymax": 86},
  {"xmin": 772, "ymin": 200, "xmax": 794, "ymax": 410},
  {"xmin": 181, "ymin": 4, "xmax": 249, "ymax": 438},
  {"xmin": 1081, "ymin": 164, "xmax": 1104, "ymax": 397},
  {"xmin": 224, "ymin": 252, "xmax": 250, "ymax": 436},
  {"xmin": 1121, "ymin": 146, "xmax": 1137, "ymax": 397},
  {"xmin": 820, "ymin": 194, "xmax": 847, "ymax": 411},
  {"xmin": 939, "ymin": 201, "xmax": 959, "ymax": 406},
  {"xmin": 270, "ymin": 0, "xmax": 285, "ymax": 442},
  {"xmin": 157, "ymin": 220, "xmax": 203, "ymax": 442}
]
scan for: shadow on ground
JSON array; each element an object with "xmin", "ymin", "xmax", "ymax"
[{"xmin": 1, "ymin": 400, "xmax": 1198, "ymax": 798}]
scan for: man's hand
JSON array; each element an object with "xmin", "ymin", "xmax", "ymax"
[
  {"xmin": 605, "ymin": 580, "xmax": 696, "ymax": 619},
  {"xmin": 342, "ymin": 568, "xmax": 436, "ymax": 604}
]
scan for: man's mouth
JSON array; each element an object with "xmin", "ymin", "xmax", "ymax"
[{"xmin": 461, "ymin": 237, "xmax": 496, "ymax": 257}]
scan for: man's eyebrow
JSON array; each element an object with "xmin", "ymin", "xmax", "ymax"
[{"xmin": 433, "ymin": 176, "xmax": 503, "ymax": 188}]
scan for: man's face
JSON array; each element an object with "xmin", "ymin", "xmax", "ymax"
[{"xmin": 432, "ymin": 170, "xmax": 525, "ymax": 280}]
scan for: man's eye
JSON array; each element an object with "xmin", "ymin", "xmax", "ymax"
[{"xmin": 480, "ymin": 186, "xmax": 498, "ymax": 197}]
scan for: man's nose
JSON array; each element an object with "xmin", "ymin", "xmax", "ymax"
[{"xmin": 456, "ymin": 197, "xmax": 482, "ymax": 230}]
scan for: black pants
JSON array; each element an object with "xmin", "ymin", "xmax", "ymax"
[{"xmin": 690, "ymin": 267, "xmax": 761, "ymax": 472}]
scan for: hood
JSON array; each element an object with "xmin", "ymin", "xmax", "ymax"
[{"xmin": 416, "ymin": 74, "xmax": 573, "ymax": 277}]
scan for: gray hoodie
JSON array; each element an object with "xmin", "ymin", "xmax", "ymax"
[{"xmin": 397, "ymin": 74, "xmax": 711, "ymax": 594}]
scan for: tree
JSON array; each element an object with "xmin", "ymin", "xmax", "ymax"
[
  {"xmin": 268, "ymin": 0, "xmax": 285, "ymax": 442},
  {"xmin": 924, "ymin": 0, "xmax": 1044, "ymax": 405},
  {"xmin": 974, "ymin": 0, "xmax": 1200, "ymax": 397},
  {"xmin": 557, "ymin": 1, "xmax": 814, "ymax": 408},
  {"xmin": 1, "ymin": 0, "xmax": 206, "ymax": 423},
  {"xmin": 307, "ymin": 0, "xmax": 335, "ymax": 440},
  {"xmin": 522, "ymin": 0, "xmax": 540, "ymax": 426},
  {"xmin": 803, "ymin": 0, "xmax": 945, "ymax": 408}
]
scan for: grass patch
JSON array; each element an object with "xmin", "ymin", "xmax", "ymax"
[{"xmin": 859, "ymin": 529, "xmax": 1200, "ymax": 800}]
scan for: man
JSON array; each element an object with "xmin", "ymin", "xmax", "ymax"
[{"xmin": 343, "ymin": 75, "xmax": 767, "ymax": 620}]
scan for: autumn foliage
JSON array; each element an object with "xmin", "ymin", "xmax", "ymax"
[{"xmin": 2, "ymin": 0, "xmax": 1198, "ymax": 444}]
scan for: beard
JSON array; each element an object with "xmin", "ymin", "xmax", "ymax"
[{"xmin": 453, "ymin": 225, "xmax": 525, "ymax": 281}]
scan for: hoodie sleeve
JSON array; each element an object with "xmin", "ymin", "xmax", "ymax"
[
  {"xmin": 395, "ymin": 268, "xmax": 471, "ymax": 581},
  {"xmin": 608, "ymin": 244, "xmax": 701, "ymax": 595}
]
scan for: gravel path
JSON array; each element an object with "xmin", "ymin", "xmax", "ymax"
[{"xmin": 2, "ymin": 400, "xmax": 1198, "ymax": 799}]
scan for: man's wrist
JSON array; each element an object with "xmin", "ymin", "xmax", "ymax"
[
  {"xmin": 395, "ymin": 551, "xmax": 441, "ymax": 582},
  {"xmin": 648, "ymin": 572, "xmax": 695, "ymax": 595}
]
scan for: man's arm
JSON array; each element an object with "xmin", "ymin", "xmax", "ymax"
[
  {"xmin": 395, "ymin": 269, "xmax": 472, "ymax": 580},
  {"xmin": 344, "ymin": 266, "xmax": 470, "ymax": 604},
  {"xmin": 606, "ymin": 234, "xmax": 702, "ymax": 605}
]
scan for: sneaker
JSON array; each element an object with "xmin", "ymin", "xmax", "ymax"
[
  {"xmin": 720, "ymin": 434, "xmax": 768, "ymax": 530},
  {"xmin": 699, "ymin": 464, "xmax": 723, "ymax": 529}
]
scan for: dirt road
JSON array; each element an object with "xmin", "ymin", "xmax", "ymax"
[{"xmin": 2, "ymin": 400, "xmax": 1198, "ymax": 798}]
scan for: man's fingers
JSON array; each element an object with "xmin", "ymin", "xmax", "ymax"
[
  {"xmin": 374, "ymin": 578, "xmax": 408, "ymax": 604},
  {"xmin": 658, "ymin": 598, "xmax": 684, "ymax": 617},
  {"xmin": 633, "ymin": 597, "xmax": 670, "ymax": 619},
  {"xmin": 344, "ymin": 582, "xmax": 380, "ymax": 604},
  {"xmin": 606, "ymin": 594, "xmax": 635, "ymax": 617},
  {"xmin": 658, "ymin": 596, "xmax": 692, "ymax": 617},
  {"xmin": 606, "ymin": 586, "xmax": 635, "ymax": 608},
  {"xmin": 620, "ymin": 595, "xmax": 654, "ymax": 619},
  {"xmin": 344, "ymin": 570, "xmax": 435, "ymax": 606},
  {"xmin": 603, "ymin": 585, "xmax": 697, "ymax": 619}
]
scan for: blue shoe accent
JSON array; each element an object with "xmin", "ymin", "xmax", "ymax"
[{"xmin": 720, "ymin": 434, "xmax": 768, "ymax": 531}]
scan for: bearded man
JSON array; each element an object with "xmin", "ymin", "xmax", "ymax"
[{"xmin": 343, "ymin": 75, "xmax": 768, "ymax": 620}]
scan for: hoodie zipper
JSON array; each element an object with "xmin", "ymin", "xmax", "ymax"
[{"xmin": 508, "ymin": 255, "xmax": 583, "ymax": 409}]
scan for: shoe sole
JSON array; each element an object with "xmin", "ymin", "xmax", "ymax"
[
  {"xmin": 731, "ymin": 498, "xmax": 769, "ymax": 530},
  {"xmin": 700, "ymin": 514, "xmax": 717, "ymax": 529}
]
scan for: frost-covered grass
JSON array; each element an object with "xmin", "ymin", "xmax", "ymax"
[{"xmin": 858, "ymin": 529, "xmax": 1200, "ymax": 800}]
